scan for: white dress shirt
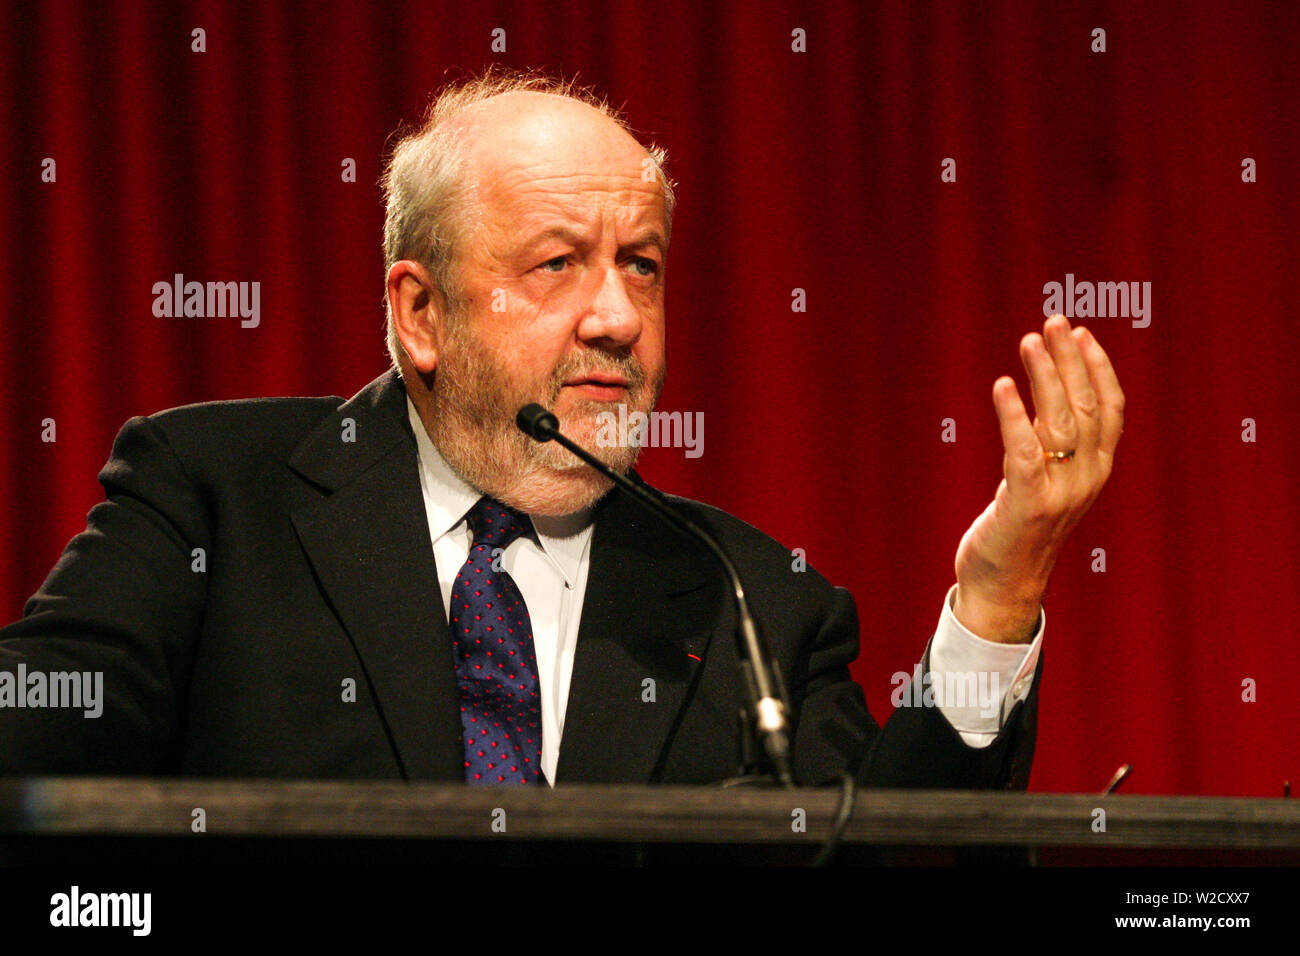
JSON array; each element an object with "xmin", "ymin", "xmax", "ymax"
[{"xmin": 408, "ymin": 398, "xmax": 1043, "ymax": 786}]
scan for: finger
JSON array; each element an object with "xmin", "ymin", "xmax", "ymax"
[
  {"xmin": 1019, "ymin": 324, "xmax": 1078, "ymax": 455},
  {"xmin": 1042, "ymin": 318, "xmax": 1101, "ymax": 452},
  {"xmin": 992, "ymin": 376, "xmax": 1046, "ymax": 498},
  {"xmin": 1075, "ymin": 326, "xmax": 1125, "ymax": 457}
]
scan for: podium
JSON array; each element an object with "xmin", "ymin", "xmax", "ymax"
[{"xmin": 3, "ymin": 778, "xmax": 1298, "ymax": 865}]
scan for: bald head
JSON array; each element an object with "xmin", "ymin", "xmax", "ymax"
[{"xmin": 450, "ymin": 90, "xmax": 654, "ymax": 179}]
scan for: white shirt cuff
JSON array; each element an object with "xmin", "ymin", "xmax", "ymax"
[{"xmin": 923, "ymin": 583, "xmax": 1043, "ymax": 748}]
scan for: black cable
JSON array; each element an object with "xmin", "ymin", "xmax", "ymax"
[{"xmin": 811, "ymin": 772, "xmax": 856, "ymax": 866}]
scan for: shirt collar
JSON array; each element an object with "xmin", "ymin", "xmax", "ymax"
[{"xmin": 406, "ymin": 395, "xmax": 592, "ymax": 589}]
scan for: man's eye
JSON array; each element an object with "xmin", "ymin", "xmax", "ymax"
[
  {"xmin": 539, "ymin": 256, "xmax": 567, "ymax": 272},
  {"xmin": 629, "ymin": 257, "xmax": 659, "ymax": 276}
]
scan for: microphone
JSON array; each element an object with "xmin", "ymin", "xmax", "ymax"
[
  {"xmin": 516, "ymin": 402, "xmax": 796, "ymax": 788},
  {"xmin": 515, "ymin": 403, "xmax": 560, "ymax": 441}
]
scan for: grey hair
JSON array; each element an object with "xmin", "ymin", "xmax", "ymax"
[{"xmin": 379, "ymin": 67, "xmax": 677, "ymax": 371}]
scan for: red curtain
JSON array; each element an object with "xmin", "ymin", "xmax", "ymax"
[{"xmin": 2, "ymin": 0, "xmax": 1296, "ymax": 796}]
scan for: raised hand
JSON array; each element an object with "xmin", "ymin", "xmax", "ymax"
[{"xmin": 952, "ymin": 314, "xmax": 1125, "ymax": 643}]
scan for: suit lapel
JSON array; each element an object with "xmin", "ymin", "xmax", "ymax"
[
  {"xmin": 285, "ymin": 371, "xmax": 728, "ymax": 785},
  {"xmin": 286, "ymin": 371, "xmax": 465, "ymax": 781},
  {"xmin": 555, "ymin": 483, "xmax": 725, "ymax": 784}
]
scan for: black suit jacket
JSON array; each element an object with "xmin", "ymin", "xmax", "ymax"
[{"xmin": 0, "ymin": 371, "xmax": 1039, "ymax": 787}]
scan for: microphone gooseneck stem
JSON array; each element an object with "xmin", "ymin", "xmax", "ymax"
[{"xmin": 516, "ymin": 404, "xmax": 796, "ymax": 788}]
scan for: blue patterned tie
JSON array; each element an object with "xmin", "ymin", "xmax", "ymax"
[{"xmin": 450, "ymin": 496, "xmax": 542, "ymax": 784}]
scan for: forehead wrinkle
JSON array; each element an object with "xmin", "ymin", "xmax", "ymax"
[
  {"xmin": 481, "ymin": 166, "xmax": 661, "ymax": 210},
  {"xmin": 476, "ymin": 176, "xmax": 665, "ymax": 250}
]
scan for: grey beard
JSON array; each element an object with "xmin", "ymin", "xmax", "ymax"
[{"xmin": 425, "ymin": 333, "xmax": 658, "ymax": 515}]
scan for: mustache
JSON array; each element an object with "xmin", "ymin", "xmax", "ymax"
[{"xmin": 545, "ymin": 351, "xmax": 647, "ymax": 401}]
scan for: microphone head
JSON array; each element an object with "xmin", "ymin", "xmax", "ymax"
[{"xmin": 516, "ymin": 403, "xmax": 559, "ymax": 441}]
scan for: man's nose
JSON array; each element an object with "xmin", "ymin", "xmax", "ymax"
[{"xmin": 576, "ymin": 266, "xmax": 643, "ymax": 347}]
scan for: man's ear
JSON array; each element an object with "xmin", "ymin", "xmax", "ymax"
[{"xmin": 387, "ymin": 260, "xmax": 446, "ymax": 375}]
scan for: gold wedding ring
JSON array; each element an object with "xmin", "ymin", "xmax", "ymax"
[{"xmin": 1044, "ymin": 449, "xmax": 1076, "ymax": 463}]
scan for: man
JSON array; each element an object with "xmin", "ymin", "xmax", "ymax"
[{"xmin": 0, "ymin": 72, "xmax": 1122, "ymax": 787}]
